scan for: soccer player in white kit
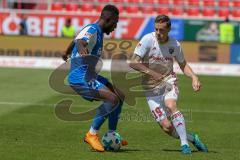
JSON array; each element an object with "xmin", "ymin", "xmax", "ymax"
[{"xmin": 130, "ymin": 15, "xmax": 208, "ymax": 154}]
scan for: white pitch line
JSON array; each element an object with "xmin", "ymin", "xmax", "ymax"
[{"xmin": 0, "ymin": 101, "xmax": 240, "ymax": 115}]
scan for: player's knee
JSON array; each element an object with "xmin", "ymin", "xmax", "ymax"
[
  {"xmin": 165, "ymin": 101, "xmax": 177, "ymax": 113},
  {"xmin": 160, "ymin": 119, "xmax": 172, "ymax": 133},
  {"xmin": 109, "ymin": 95, "xmax": 119, "ymax": 107}
]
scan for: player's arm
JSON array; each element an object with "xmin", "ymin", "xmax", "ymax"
[
  {"xmin": 130, "ymin": 35, "xmax": 166, "ymax": 80},
  {"xmin": 130, "ymin": 54, "xmax": 164, "ymax": 81},
  {"xmin": 178, "ymin": 60, "xmax": 201, "ymax": 92},
  {"xmin": 75, "ymin": 26, "xmax": 97, "ymax": 56},
  {"xmin": 175, "ymin": 41, "xmax": 201, "ymax": 92},
  {"xmin": 75, "ymin": 39, "xmax": 89, "ymax": 55},
  {"xmin": 62, "ymin": 40, "xmax": 75, "ymax": 61}
]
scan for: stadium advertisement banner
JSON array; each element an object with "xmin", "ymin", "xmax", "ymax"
[
  {"xmin": 136, "ymin": 17, "xmax": 184, "ymax": 40},
  {"xmin": 0, "ymin": 36, "xmax": 139, "ymax": 58},
  {"xmin": 184, "ymin": 20, "xmax": 240, "ymax": 43},
  {"xmin": 0, "ymin": 11, "xmax": 185, "ymax": 40},
  {"xmin": 0, "ymin": 36, "xmax": 230, "ymax": 64},
  {"xmin": 230, "ymin": 44, "xmax": 240, "ymax": 64},
  {"xmin": 0, "ymin": 36, "xmax": 69, "ymax": 57},
  {"xmin": 182, "ymin": 42, "xmax": 230, "ymax": 63},
  {"xmin": 0, "ymin": 56, "xmax": 240, "ymax": 76},
  {"xmin": 0, "ymin": 11, "xmax": 145, "ymax": 39}
]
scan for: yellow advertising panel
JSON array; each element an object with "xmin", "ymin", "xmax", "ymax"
[{"xmin": 0, "ymin": 36, "xmax": 230, "ymax": 63}]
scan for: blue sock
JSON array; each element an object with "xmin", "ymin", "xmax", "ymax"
[
  {"xmin": 108, "ymin": 99, "xmax": 123, "ymax": 131},
  {"xmin": 91, "ymin": 102, "xmax": 113, "ymax": 130}
]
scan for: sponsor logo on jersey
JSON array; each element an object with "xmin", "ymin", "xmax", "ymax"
[
  {"xmin": 84, "ymin": 32, "xmax": 93, "ymax": 39},
  {"xmin": 150, "ymin": 55, "xmax": 172, "ymax": 61}
]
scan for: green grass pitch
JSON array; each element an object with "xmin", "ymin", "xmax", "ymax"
[{"xmin": 0, "ymin": 67, "xmax": 240, "ymax": 160}]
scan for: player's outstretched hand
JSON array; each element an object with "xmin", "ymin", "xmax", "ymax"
[
  {"xmin": 192, "ymin": 76, "xmax": 201, "ymax": 92},
  {"xmin": 62, "ymin": 54, "xmax": 68, "ymax": 62}
]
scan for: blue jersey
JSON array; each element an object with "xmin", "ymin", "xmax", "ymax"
[{"xmin": 68, "ymin": 23, "xmax": 103, "ymax": 85}]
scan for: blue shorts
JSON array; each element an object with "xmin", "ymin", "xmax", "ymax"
[{"xmin": 69, "ymin": 75, "xmax": 109, "ymax": 101}]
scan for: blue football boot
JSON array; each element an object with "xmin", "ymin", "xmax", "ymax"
[
  {"xmin": 191, "ymin": 133, "xmax": 208, "ymax": 152},
  {"xmin": 181, "ymin": 144, "xmax": 192, "ymax": 154}
]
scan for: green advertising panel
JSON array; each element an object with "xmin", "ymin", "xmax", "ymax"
[{"xmin": 184, "ymin": 20, "xmax": 240, "ymax": 44}]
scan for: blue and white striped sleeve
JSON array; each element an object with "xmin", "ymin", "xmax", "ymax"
[{"xmin": 75, "ymin": 25, "xmax": 97, "ymax": 43}]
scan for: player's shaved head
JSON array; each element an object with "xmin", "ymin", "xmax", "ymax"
[
  {"xmin": 100, "ymin": 4, "xmax": 119, "ymax": 20},
  {"xmin": 155, "ymin": 15, "xmax": 171, "ymax": 28},
  {"xmin": 99, "ymin": 4, "xmax": 119, "ymax": 35}
]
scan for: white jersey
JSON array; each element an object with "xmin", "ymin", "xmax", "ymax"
[
  {"xmin": 134, "ymin": 32, "xmax": 185, "ymax": 122},
  {"xmin": 134, "ymin": 32, "xmax": 185, "ymax": 89}
]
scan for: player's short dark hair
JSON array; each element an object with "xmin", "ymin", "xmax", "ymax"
[
  {"xmin": 155, "ymin": 15, "xmax": 171, "ymax": 28},
  {"xmin": 100, "ymin": 4, "xmax": 119, "ymax": 18}
]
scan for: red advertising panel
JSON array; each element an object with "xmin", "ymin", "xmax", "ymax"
[{"xmin": 0, "ymin": 11, "xmax": 145, "ymax": 39}]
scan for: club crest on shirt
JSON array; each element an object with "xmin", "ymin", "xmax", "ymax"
[{"xmin": 169, "ymin": 47, "xmax": 174, "ymax": 54}]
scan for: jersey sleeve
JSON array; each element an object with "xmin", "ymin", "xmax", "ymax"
[
  {"xmin": 174, "ymin": 41, "xmax": 185, "ymax": 63},
  {"xmin": 75, "ymin": 26, "xmax": 97, "ymax": 43},
  {"xmin": 134, "ymin": 34, "xmax": 152, "ymax": 58}
]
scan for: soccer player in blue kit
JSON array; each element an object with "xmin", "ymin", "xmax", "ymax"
[{"xmin": 63, "ymin": 5, "xmax": 127, "ymax": 152}]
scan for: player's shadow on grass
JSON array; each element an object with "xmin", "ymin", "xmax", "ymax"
[
  {"xmin": 162, "ymin": 149, "xmax": 218, "ymax": 154},
  {"xmin": 162, "ymin": 149, "xmax": 198, "ymax": 153},
  {"xmin": 92, "ymin": 148, "xmax": 150, "ymax": 153},
  {"xmin": 115, "ymin": 148, "xmax": 150, "ymax": 153}
]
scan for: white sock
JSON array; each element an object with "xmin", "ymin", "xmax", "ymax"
[
  {"xmin": 171, "ymin": 129, "xmax": 194, "ymax": 143},
  {"xmin": 89, "ymin": 126, "xmax": 98, "ymax": 135},
  {"xmin": 171, "ymin": 111, "xmax": 188, "ymax": 146}
]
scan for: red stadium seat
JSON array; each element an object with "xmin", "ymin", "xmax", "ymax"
[
  {"xmin": 97, "ymin": 0, "xmax": 111, "ymax": 2},
  {"xmin": 117, "ymin": 4, "xmax": 124, "ymax": 13},
  {"xmin": 172, "ymin": 7, "xmax": 184, "ymax": 15},
  {"xmin": 145, "ymin": 0, "xmax": 155, "ymax": 4},
  {"xmin": 203, "ymin": 0, "xmax": 215, "ymax": 7},
  {"xmin": 219, "ymin": 0, "xmax": 229, "ymax": 7},
  {"xmin": 186, "ymin": 7, "xmax": 200, "ymax": 16},
  {"xmin": 233, "ymin": 0, "xmax": 240, "ymax": 7},
  {"xmin": 35, "ymin": 3, "xmax": 47, "ymax": 10},
  {"xmin": 95, "ymin": 4, "xmax": 105, "ymax": 12},
  {"xmin": 156, "ymin": 0, "xmax": 170, "ymax": 5},
  {"xmin": 156, "ymin": 7, "xmax": 170, "ymax": 14},
  {"xmin": 81, "ymin": 3, "xmax": 94, "ymax": 12},
  {"xmin": 65, "ymin": 4, "xmax": 78, "ymax": 12},
  {"xmin": 127, "ymin": 0, "xmax": 139, "ymax": 4},
  {"xmin": 232, "ymin": 10, "xmax": 240, "ymax": 17},
  {"xmin": 202, "ymin": 8, "xmax": 215, "ymax": 16},
  {"xmin": 173, "ymin": 0, "xmax": 184, "ymax": 5},
  {"xmin": 51, "ymin": 3, "xmax": 63, "ymax": 11},
  {"xmin": 141, "ymin": 6, "xmax": 154, "ymax": 14},
  {"xmin": 218, "ymin": 9, "xmax": 229, "ymax": 17},
  {"xmin": 188, "ymin": 0, "xmax": 200, "ymax": 6},
  {"xmin": 112, "ymin": 0, "xmax": 125, "ymax": 2},
  {"xmin": 125, "ymin": 5, "xmax": 139, "ymax": 13}
]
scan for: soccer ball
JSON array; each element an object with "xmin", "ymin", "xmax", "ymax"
[{"xmin": 102, "ymin": 131, "xmax": 122, "ymax": 151}]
